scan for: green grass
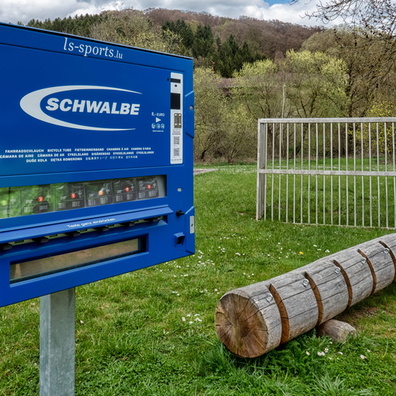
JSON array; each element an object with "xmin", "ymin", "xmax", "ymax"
[{"xmin": 0, "ymin": 165, "xmax": 395, "ymax": 395}]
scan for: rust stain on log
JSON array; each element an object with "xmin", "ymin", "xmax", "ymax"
[
  {"xmin": 332, "ymin": 259, "xmax": 353, "ymax": 308},
  {"xmin": 304, "ymin": 271, "xmax": 323, "ymax": 325},
  {"xmin": 357, "ymin": 249, "xmax": 376, "ymax": 295},
  {"xmin": 268, "ymin": 284, "xmax": 289, "ymax": 344}
]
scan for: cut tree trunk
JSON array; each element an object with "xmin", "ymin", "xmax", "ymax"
[{"xmin": 215, "ymin": 234, "xmax": 396, "ymax": 358}]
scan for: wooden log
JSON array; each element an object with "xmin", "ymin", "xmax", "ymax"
[
  {"xmin": 316, "ymin": 319, "xmax": 357, "ymax": 343},
  {"xmin": 215, "ymin": 234, "xmax": 396, "ymax": 358},
  {"xmin": 215, "ymin": 285, "xmax": 281, "ymax": 358}
]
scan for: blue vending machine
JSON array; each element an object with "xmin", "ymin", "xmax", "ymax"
[{"xmin": 0, "ymin": 23, "xmax": 195, "ymax": 307}]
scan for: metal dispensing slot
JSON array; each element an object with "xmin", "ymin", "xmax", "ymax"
[{"xmin": 10, "ymin": 237, "xmax": 143, "ymax": 282}]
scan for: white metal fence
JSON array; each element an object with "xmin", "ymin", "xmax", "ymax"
[{"xmin": 256, "ymin": 118, "xmax": 396, "ymax": 229}]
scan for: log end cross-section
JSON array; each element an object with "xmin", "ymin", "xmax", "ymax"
[{"xmin": 215, "ymin": 287, "xmax": 281, "ymax": 358}]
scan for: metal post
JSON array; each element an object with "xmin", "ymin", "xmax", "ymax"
[
  {"xmin": 256, "ymin": 120, "xmax": 268, "ymax": 220},
  {"xmin": 40, "ymin": 288, "xmax": 75, "ymax": 396}
]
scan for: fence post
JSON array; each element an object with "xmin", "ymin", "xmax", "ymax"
[{"xmin": 256, "ymin": 120, "xmax": 267, "ymax": 220}]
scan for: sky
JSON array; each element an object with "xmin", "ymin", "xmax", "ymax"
[{"xmin": 0, "ymin": 0, "xmax": 327, "ymax": 27}]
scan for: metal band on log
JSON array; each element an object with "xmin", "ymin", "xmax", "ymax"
[{"xmin": 215, "ymin": 235, "xmax": 396, "ymax": 358}]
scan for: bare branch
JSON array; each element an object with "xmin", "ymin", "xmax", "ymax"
[{"xmin": 304, "ymin": 0, "xmax": 396, "ymax": 37}]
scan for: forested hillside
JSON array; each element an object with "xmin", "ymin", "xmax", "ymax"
[
  {"xmin": 25, "ymin": 8, "xmax": 396, "ymax": 163},
  {"xmin": 27, "ymin": 9, "xmax": 321, "ymax": 77}
]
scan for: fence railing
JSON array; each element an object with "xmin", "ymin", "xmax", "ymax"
[{"xmin": 256, "ymin": 118, "xmax": 396, "ymax": 228}]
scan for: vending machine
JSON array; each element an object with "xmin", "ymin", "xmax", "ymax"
[{"xmin": 0, "ymin": 23, "xmax": 195, "ymax": 307}]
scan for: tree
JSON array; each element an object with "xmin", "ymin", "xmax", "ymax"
[
  {"xmin": 194, "ymin": 68, "xmax": 227, "ymax": 161},
  {"xmin": 89, "ymin": 10, "xmax": 182, "ymax": 53},
  {"xmin": 302, "ymin": 28, "xmax": 393, "ymax": 116},
  {"xmin": 194, "ymin": 68, "xmax": 257, "ymax": 162},
  {"xmin": 303, "ymin": 0, "xmax": 396, "ymax": 37},
  {"xmin": 214, "ymin": 36, "xmax": 238, "ymax": 78},
  {"xmin": 301, "ymin": 1, "xmax": 396, "ymax": 112},
  {"xmin": 162, "ymin": 19, "xmax": 195, "ymax": 56},
  {"xmin": 282, "ymin": 50, "xmax": 348, "ymax": 118},
  {"xmin": 220, "ymin": 104, "xmax": 257, "ymax": 163},
  {"xmin": 235, "ymin": 51, "xmax": 347, "ymax": 120},
  {"xmin": 356, "ymin": 100, "xmax": 396, "ymax": 155},
  {"xmin": 27, "ymin": 14, "xmax": 106, "ymax": 37},
  {"xmin": 191, "ymin": 25, "xmax": 215, "ymax": 59},
  {"xmin": 163, "ymin": 20, "xmax": 194, "ymax": 47},
  {"xmin": 234, "ymin": 59, "xmax": 284, "ymax": 119},
  {"xmin": 213, "ymin": 35, "xmax": 260, "ymax": 78}
]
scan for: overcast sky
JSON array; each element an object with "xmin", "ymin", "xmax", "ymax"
[{"xmin": 0, "ymin": 1, "xmax": 328, "ymax": 27}]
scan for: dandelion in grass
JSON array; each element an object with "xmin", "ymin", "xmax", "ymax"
[{"xmin": 299, "ymin": 251, "xmax": 304, "ymax": 255}]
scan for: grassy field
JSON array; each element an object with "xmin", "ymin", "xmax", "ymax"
[{"xmin": 0, "ymin": 165, "xmax": 395, "ymax": 395}]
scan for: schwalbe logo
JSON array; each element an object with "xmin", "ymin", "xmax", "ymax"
[{"xmin": 20, "ymin": 85, "xmax": 142, "ymax": 131}]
